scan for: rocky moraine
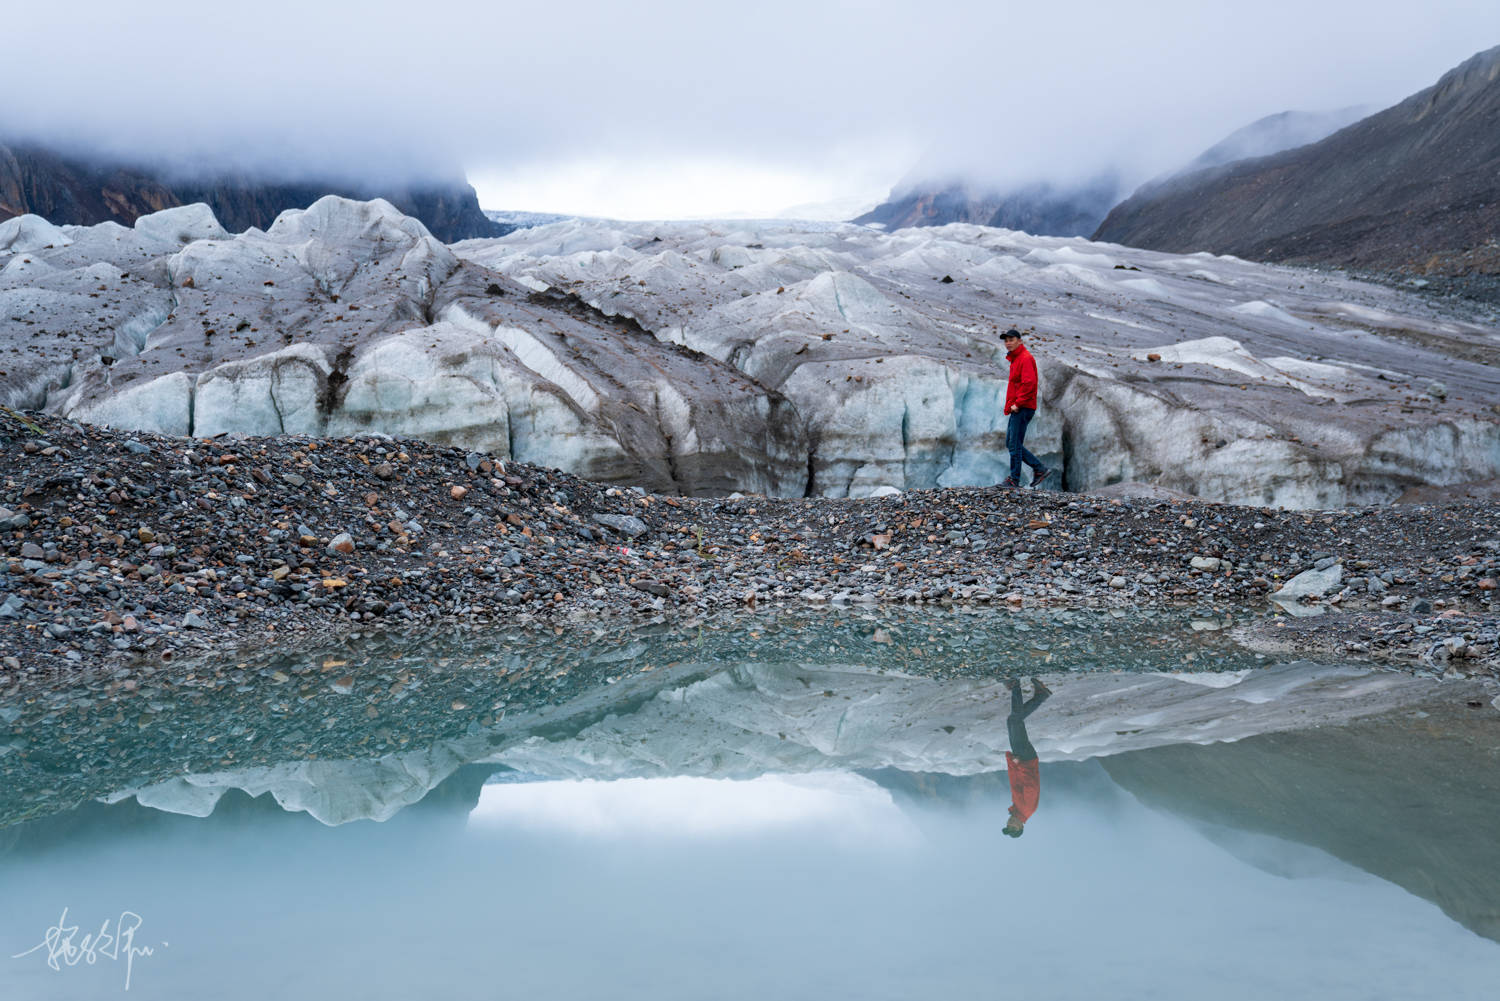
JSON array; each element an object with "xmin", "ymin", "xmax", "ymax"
[{"xmin": 2, "ymin": 408, "xmax": 1496, "ymax": 688}]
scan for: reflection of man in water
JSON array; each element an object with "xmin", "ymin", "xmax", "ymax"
[{"xmin": 1003, "ymin": 677, "xmax": 1050, "ymax": 838}]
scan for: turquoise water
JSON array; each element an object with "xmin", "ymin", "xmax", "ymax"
[{"xmin": 2, "ymin": 611, "xmax": 1496, "ymax": 999}]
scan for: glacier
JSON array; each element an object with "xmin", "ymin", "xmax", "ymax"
[{"xmin": 2, "ymin": 197, "xmax": 1497, "ymax": 505}]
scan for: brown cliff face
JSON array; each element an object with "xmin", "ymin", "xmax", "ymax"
[
  {"xmin": 0, "ymin": 145, "xmax": 179, "ymax": 224},
  {"xmin": 0, "ymin": 142, "xmax": 509, "ymax": 243},
  {"xmin": 1093, "ymin": 46, "xmax": 1500, "ymax": 273}
]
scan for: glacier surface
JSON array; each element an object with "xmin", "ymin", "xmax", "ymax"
[{"xmin": 3, "ymin": 198, "xmax": 1497, "ymax": 505}]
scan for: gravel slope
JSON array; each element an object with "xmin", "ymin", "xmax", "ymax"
[{"xmin": 2, "ymin": 408, "xmax": 1497, "ymax": 683}]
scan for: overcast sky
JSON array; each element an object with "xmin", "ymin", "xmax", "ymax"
[{"xmin": 7, "ymin": 1, "xmax": 1500, "ymax": 218}]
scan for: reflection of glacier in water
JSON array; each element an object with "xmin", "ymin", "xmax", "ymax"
[
  {"xmin": 2, "ymin": 611, "xmax": 1498, "ymax": 999},
  {"xmin": 4, "ymin": 753, "xmax": 1499, "ymax": 1001}
]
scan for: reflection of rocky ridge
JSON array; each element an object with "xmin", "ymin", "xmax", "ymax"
[
  {"xmin": 101, "ymin": 739, "xmax": 482, "ymax": 825},
  {"xmin": 0, "ymin": 140, "xmax": 508, "ymax": 243},
  {"xmin": 1094, "ymin": 46, "xmax": 1500, "ymax": 271},
  {"xmin": 0, "ymin": 766, "xmax": 497, "ymax": 858},
  {"xmin": 1103, "ymin": 706, "xmax": 1500, "ymax": 943}
]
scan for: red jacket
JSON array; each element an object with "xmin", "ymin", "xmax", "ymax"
[
  {"xmin": 1005, "ymin": 343, "xmax": 1038, "ymax": 412},
  {"xmin": 1006, "ymin": 751, "xmax": 1040, "ymax": 823}
]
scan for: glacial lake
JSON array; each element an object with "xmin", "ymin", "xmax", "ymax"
[{"xmin": 2, "ymin": 609, "xmax": 1497, "ymax": 1000}]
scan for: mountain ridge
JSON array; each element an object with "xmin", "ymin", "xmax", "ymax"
[
  {"xmin": 0, "ymin": 141, "xmax": 509, "ymax": 244},
  {"xmin": 854, "ymin": 103, "xmax": 1369, "ymax": 239},
  {"xmin": 852, "ymin": 174, "xmax": 1122, "ymax": 237},
  {"xmin": 1092, "ymin": 45, "xmax": 1500, "ymax": 272}
]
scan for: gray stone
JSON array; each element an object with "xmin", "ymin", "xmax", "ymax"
[
  {"xmin": 1190, "ymin": 556, "xmax": 1222, "ymax": 572},
  {"xmin": 1273, "ymin": 563, "xmax": 1343, "ymax": 601},
  {"xmin": 593, "ymin": 513, "xmax": 649, "ymax": 539}
]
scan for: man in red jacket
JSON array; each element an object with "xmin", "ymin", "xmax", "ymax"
[
  {"xmin": 1001, "ymin": 329, "xmax": 1052, "ymax": 488},
  {"xmin": 1002, "ymin": 676, "xmax": 1051, "ymax": 838}
]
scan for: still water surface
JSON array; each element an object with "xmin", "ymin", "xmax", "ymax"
[{"xmin": 2, "ymin": 610, "xmax": 1496, "ymax": 999}]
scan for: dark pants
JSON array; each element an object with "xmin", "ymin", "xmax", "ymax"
[
  {"xmin": 1007, "ymin": 684, "xmax": 1047, "ymax": 761},
  {"xmin": 1006, "ymin": 407, "xmax": 1046, "ymax": 483}
]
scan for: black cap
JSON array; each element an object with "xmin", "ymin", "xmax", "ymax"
[{"xmin": 1001, "ymin": 329, "xmax": 1022, "ymax": 340}]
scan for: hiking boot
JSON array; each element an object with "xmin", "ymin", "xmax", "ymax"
[
  {"xmin": 1030, "ymin": 677, "xmax": 1052, "ymax": 700},
  {"xmin": 1030, "ymin": 468, "xmax": 1054, "ymax": 488},
  {"xmin": 1001, "ymin": 477, "xmax": 1021, "ymax": 489}
]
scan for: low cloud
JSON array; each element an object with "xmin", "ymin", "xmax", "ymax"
[{"xmin": 5, "ymin": 0, "xmax": 1497, "ymax": 211}]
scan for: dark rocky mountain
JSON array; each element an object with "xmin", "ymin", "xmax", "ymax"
[
  {"xmin": 852, "ymin": 105, "xmax": 1368, "ymax": 240},
  {"xmin": 852, "ymin": 173, "xmax": 1122, "ymax": 237},
  {"xmin": 1093, "ymin": 45, "xmax": 1500, "ymax": 272},
  {"xmin": 0, "ymin": 141, "xmax": 509, "ymax": 243}
]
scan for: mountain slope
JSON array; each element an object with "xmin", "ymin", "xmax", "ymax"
[
  {"xmin": 0, "ymin": 141, "xmax": 508, "ymax": 243},
  {"xmin": 1093, "ymin": 46, "xmax": 1500, "ymax": 270},
  {"xmin": 855, "ymin": 104, "xmax": 1367, "ymax": 240},
  {"xmin": 1169, "ymin": 106, "xmax": 1373, "ymax": 179},
  {"xmin": 852, "ymin": 174, "xmax": 1122, "ymax": 237}
]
